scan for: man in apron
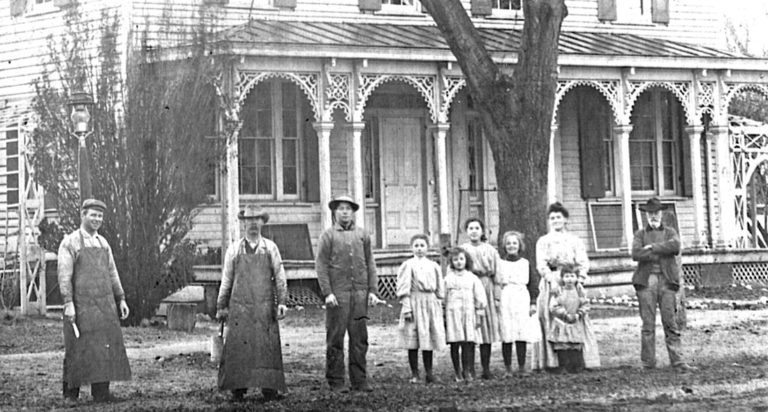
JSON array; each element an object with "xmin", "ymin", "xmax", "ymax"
[
  {"xmin": 58, "ymin": 199, "xmax": 131, "ymax": 403},
  {"xmin": 315, "ymin": 194, "xmax": 383, "ymax": 393},
  {"xmin": 216, "ymin": 205, "xmax": 287, "ymax": 401}
]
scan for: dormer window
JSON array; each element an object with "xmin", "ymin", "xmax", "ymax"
[
  {"xmin": 617, "ymin": 0, "xmax": 652, "ymax": 24},
  {"xmin": 381, "ymin": 0, "xmax": 422, "ymax": 13}
]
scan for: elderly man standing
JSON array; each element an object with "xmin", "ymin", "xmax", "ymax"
[
  {"xmin": 216, "ymin": 205, "xmax": 287, "ymax": 401},
  {"xmin": 316, "ymin": 194, "xmax": 381, "ymax": 393},
  {"xmin": 58, "ymin": 199, "xmax": 131, "ymax": 403},
  {"xmin": 631, "ymin": 197, "xmax": 696, "ymax": 372}
]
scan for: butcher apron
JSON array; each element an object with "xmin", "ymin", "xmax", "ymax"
[
  {"xmin": 63, "ymin": 232, "xmax": 131, "ymax": 387},
  {"xmin": 218, "ymin": 247, "xmax": 286, "ymax": 392}
]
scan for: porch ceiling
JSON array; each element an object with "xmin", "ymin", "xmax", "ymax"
[{"xmin": 215, "ymin": 19, "xmax": 743, "ymax": 65}]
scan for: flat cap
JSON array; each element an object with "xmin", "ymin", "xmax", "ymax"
[{"xmin": 81, "ymin": 199, "xmax": 107, "ymax": 212}]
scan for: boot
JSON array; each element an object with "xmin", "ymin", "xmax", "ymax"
[
  {"xmin": 423, "ymin": 351, "xmax": 436, "ymax": 384},
  {"xmin": 450, "ymin": 343, "xmax": 463, "ymax": 382},
  {"xmin": 463, "ymin": 342, "xmax": 476, "ymax": 381}
]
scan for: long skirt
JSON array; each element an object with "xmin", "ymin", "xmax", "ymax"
[
  {"xmin": 498, "ymin": 283, "xmax": 541, "ymax": 343},
  {"xmin": 476, "ymin": 276, "xmax": 500, "ymax": 344},
  {"xmin": 398, "ymin": 291, "xmax": 446, "ymax": 350}
]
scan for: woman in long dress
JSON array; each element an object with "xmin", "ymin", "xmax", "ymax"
[{"xmin": 534, "ymin": 202, "xmax": 600, "ymax": 370}]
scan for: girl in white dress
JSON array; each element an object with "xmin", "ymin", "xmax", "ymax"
[
  {"xmin": 396, "ymin": 234, "xmax": 445, "ymax": 384},
  {"xmin": 444, "ymin": 247, "xmax": 487, "ymax": 382},
  {"xmin": 495, "ymin": 231, "xmax": 542, "ymax": 376}
]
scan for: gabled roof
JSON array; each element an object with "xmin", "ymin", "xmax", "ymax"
[{"xmin": 217, "ymin": 19, "xmax": 738, "ymax": 60}]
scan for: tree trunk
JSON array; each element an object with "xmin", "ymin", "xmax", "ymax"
[{"xmin": 422, "ymin": 0, "xmax": 566, "ymax": 261}]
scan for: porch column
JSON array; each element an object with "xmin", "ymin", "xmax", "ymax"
[
  {"xmin": 433, "ymin": 123, "xmax": 452, "ymax": 236},
  {"xmin": 225, "ymin": 125, "xmax": 242, "ymax": 246},
  {"xmin": 547, "ymin": 124, "xmax": 558, "ymax": 204},
  {"xmin": 712, "ymin": 124, "xmax": 735, "ymax": 248},
  {"xmin": 614, "ymin": 124, "xmax": 634, "ymax": 250},
  {"xmin": 313, "ymin": 122, "xmax": 334, "ymax": 230},
  {"xmin": 685, "ymin": 125, "xmax": 705, "ymax": 248},
  {"xmin": 350, "ymin": 122, "xmax": 366, "ymax": 228}
]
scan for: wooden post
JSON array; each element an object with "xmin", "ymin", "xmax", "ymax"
[
  {"xmin": 686, "ymin": 125, "xmax": 705, "ymax": 248},
  {"xmin": 548, "ymin": 123, "xmax": 558, "ymax": 204},
  {"xmin": 350, "ymin": 122, "xmax": 366, "ymax": 228},
  {"xmin": 313, "ymin": 122, "xmax": 334, "ymax": 230},
  {"xmin": 614, "ymin": 124, "xmax": 634, "ymax": 250},
  {"xmin": 433, "ymin": 123, "xmax": 452, "ymax": 236},
  {"xmin": 712, "ymin": 124, "xmax": 734, "ymax": 248},
  {"xmin": 225, "ymin": 123, "xmax": 242, "ymax": 247}
]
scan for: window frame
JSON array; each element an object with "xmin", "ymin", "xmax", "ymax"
[
  {"xmin": 238, "ymin": 80, "xmax": 303, "ymax": 202},
  {"xmin": 490, "ymin": 0, "xmax": 522, "ymax": 19},
  {"xmin": 616, "ymin": 0, "xmax": 653, "ymax": 24},
  {"xmin": 379, "ymin": 0, "xmax": 422, "ymax": 14},
  {"xmin": 27, "ymin": 0, "xmax": 57, "ymax": 15}
]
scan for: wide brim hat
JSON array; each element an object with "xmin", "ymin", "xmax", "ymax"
[
  {"xmin": 81, "ymin": 199, "xmax": 107, "ymax": 213},
  {"xmin": 238, "ymin": 205, "xmax": 270, "ymax": 222},
  {"xmin": 328, "ymin": 194, "xmax": 359, "ymax": 212},
  {"xmin": 638, "ymin": 197, "xmax": 667, "ymax": 213}
]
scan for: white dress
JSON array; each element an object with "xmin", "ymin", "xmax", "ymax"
[
  {"xmin": 396, "ymin": 257, "xmax": 446, "ymax": 350},
  {"xmin": 496, "ymin": 257, "xmax": 542, "ymax": 343},
  {"xmin": 444, "ymin": 268, "xmax": 487, "ymax": 343}
]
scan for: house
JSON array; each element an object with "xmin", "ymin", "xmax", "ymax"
[{"xmin": 3, "ymin": 0, "xmax": 768, "ymax": 308}]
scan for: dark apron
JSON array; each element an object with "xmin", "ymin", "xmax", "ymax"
[
  {"xmin": 63, "ymin": 232, "xmax": 131, "ymax": 387},
  {"xmin": 218, "ymin": 246, "xmax": 286, "ymax": 392}
]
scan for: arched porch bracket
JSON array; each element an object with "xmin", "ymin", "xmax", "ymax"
[
  {"xmin": 722, "ymin": 83, "xmax": 768, "ymax": 123},
  {"xmin": 355, "ymin": 74, "xmax": 438, "ymax": 123},
  {"xmin": 236, "ymin": 71, "xmax": 321, "ymax": 122},
  {"xmin": 438, "ymin": 75, "xmax": 466, "ymax": 124},
  {"xmin": 625, "ymin": 81, "xmax": 696, "ymax": 126},
  {"xmin": 554, "ymin": 80, "xmax": 623, "ymax": 125},
  {"xmin": 322, "ymin": 72, "xmax": 352, "ymax": 122}
]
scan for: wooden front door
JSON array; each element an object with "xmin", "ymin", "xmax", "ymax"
[{"xmin": 380, "ymin": 116, "xmax": 424, "ymax": 247}]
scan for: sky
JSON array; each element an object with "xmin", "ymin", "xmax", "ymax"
[{"xmin": 719, "ymin": 0, "xmax": 768, "ymax": 56}]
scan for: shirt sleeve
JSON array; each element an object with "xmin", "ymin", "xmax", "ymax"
[
  {"xmin": 573, "ymin": 235, "xmax": 590, "ymax": 282},
  {"xmin": 395, "ymin": 261, "xmax": 413, "ymax": 313},
  {"xmin": 217, "ymin": 244, "xmax": 237, "ymax": 310},
  {"xmin": 57, "ymin": 235, "xmax": 75, "ymax": 304},
  {"xmin": 526, "ymin": 259, "xmax": 540, "ymax": 302},
  {"xmin": 364, "ymin": 231, "xmax": 378, "ymax": 297},
  {"xmin": 314, "ymin": 231, "xmax": 332, "ymax": 298},
  {"xmin": 434, "ymin": 262, "xmax": 445, "ymax": 301},
  {"xmin": 104, "ymin": 241, "xmax": 125, "ymax": 301},
  {"xmin": 269, "ymin": 241, "xmax": 288, "ymax": 306},
  {"xmin": 535, "ymin": 237, "xmax": 555, "ymax": 283},
  {"xmin": 473, "ymin": 276, "xmax": 487, "ymax": 310}
]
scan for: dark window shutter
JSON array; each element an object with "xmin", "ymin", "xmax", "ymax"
[
  {"xmin": 274, "ymin": 0, "xmax": 296, "ymax": 8},
  {"xmin": 10, "ymin": 0, "xmax": 26, "ymax": 17},
  {"xmin": 471, "ymin": 0, "xmax": 492, "ymax": 17},
  {"xmin": 303, "ymin": 114, "xmax": 320, "ymax": 203},
  {"xmin": 577, "ymin": 89, "xmax": 608, "ymax": 199},
  {"xmin": 652, "ymin": 0, "xmax": 670, "ymax": 24},
  {"xmin": 679, "ymin": 107, "xmax": 694, "ymax": 197},
  {"xmin": 597, "ymin": 0, "xmax": 617, "ymax": 21},
  {"xmin": 359, "ymin": 0, "xmax": 381, "ymax": 13}
]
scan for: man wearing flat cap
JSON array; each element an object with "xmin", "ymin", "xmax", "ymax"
[
  {"xmin": 58, "ymin": 199, "xmax": 131, "ymax": 403},
  {"xmin": 216, "ymin": 205, "xmax": 287, "ymax": 401},
  {"xmin": 631, "ymin": 197, "xmax": 695, "ymax": 372},
  {"xmin": 316, "ymin": 194, "xmax": 382, "ymax": 393}
]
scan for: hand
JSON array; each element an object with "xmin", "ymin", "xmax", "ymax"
[
  {"xmin": 403, "ymin": 311, "xmax": 413, "ymax": 322},
  {"xmin": 63, "ymin": 302, "xmax": 75, "ymax": 321},
  {"xmin": 325, "ymin": 294, "xmax": 338, "ymax": 308},
  {"xmin": 529, "ymin": 304, "xmax": 537, "ymax": 317},
  {"xmin": 216, "ymin": 308, "xmax": 229, "ymax": 321},
  {"xmin": 276, "ymin": 304, "xmax": 287, "ymax": 320},
  {"xmin": 368, "ymin": 293, "xmax": 385, "ymax": 307},
  {"xmin": 118, "ymin": 300, "xmax": 130, "ymax": 320}
]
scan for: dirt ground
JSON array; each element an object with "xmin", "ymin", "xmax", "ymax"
[{"xmin": 3, "ymin": 304, "xmax": 768, "ymax": 411}]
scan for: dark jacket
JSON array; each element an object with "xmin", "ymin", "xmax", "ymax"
[
  {"xmin": 631, "ymin": 224, "xmax": 682, "ymax": 289},
  {"xmin": 315, "ymin": 221, "xmax": 378, "ymax": 298}
]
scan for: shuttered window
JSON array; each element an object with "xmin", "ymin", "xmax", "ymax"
[
  {"xmin": 599, "ymin": 0, "xmax": 669, "ymax": 24},
  {"xmin": 493, "ymin": 0, "xmax": 520, "ymax": 11},
  {"xmin": 577, "ymin": 88, "xmax": 614, "ymax": 199},
  {"xmin": 4, "ymin": 130, "xmax": 20, "ymax": 206}
]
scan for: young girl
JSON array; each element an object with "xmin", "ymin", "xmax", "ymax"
[
  {"xmin": 461, "ymin": 218, "xmax": 500, "ymax": 380},
  {"xmin": 548, "ymin": 264, "xmax": 598, "ymax": 373},
  {"xmin": 495, "ymin": 231, "xmax": 542, "ymax": 376},
  {"xmin": 396, "ymin": 234, "xmax": 446, "ymax": 384},
  {"xmin": 444, "ymin": 247, "xmax": 487, "ymax": 382}
]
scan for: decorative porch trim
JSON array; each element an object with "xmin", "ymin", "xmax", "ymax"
[
  {"xmin": 236, "ymin": 71, "xmax": 321, "ymax": 122},
  {"xmin": 722, "ymin": 83, "xmax": 768, "ymax": 118},
  {"xmin": 696, "ymin": 80, "xmax": 716, "ymax": 120},
  {"xmin": 555, "ymin": 80, "xmax": 623, "ymax": 125},
  {"xmin": 355, "ymin": 74, "xmax": 438, "ymax": 123},
  {"xmin": 323, "ymin": 72, "xmax": 352, "ymax": 122},
  {"xmin": 625, "ymin": 81, "xmax": 695, "ymax": 125},
  {"xmin": 439, "ymin": 76, "xmax": 466, "ymax": 124}
]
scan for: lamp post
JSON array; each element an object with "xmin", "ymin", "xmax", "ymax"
[{"xmin": 67, "ymin": 91, "xmax": 94, "ymax": 202}]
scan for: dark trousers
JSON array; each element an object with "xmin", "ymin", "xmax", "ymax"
[
  {"xmin": 326, "ymin": 290, "xmax": 369, "ymax": 386},
  {"xmin": 63, "ymin": 381, "xmax": 109, "ymax": 400}
]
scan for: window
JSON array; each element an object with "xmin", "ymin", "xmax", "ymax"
[
  {"xmin": 4, "ymin": 130, "xmax": 20, "ymax": 206},
  {"xmin": 467, "ymin": 117, "xmax": 485, "ymax": 197},
  {"xmin": 576, "ymin": 87, "xmax": 614, "ymax": 199},
  {"xmin": 493, "ymin": 0, "xmax": 521, "ymax": 11},
  {"xmin": 29, "ymin": 0, "xmax": 56, "ymax": 14},
  {"xmin": 381, "ymin": 0, "xmax": 422, "ymax": 13},
  {"xmin": 239, "ymin": 80, "xmax": 303, "ymax": 200},
  {"xmin": 629, "ymin": 89, "xmax": 684, "ymax": 195},
  {"xmin": 363, "ymin": 118, "xmax": 379, "ymax": 202},
  {"xmin": 617, "ymin": 0, "xmax": 652, "ymax": 24}
]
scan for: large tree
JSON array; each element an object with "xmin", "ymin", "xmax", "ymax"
[{"xmin": 421, "ymin": 0, "xmax": 566, "ymax": 254}]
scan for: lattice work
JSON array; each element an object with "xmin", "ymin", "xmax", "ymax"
[
  {"xmin": 696, "ymin": 81, "xmax": 715, "ymax": 119},
  {"xmin": 378, "ymin": 275, "xmax": 398, "ymax": 300},
  {"xmin": 681, "ymin": 264, "xmax": 701, "ymax": 287},
  {"xmin": 286, "ymin": 284, "xmax": 323, "ymax": 306},
  {"xmin": 323, "ymin": 72, "xmax": 351, "ymax": 122},
  {"xmin": 732, "ymin": 262, "xmax": 768, "ymax": 285}
]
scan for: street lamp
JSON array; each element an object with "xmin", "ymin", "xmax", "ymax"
[{"xmin": 67, "ymin": 91, "xmax": 94, "ymax": 202}]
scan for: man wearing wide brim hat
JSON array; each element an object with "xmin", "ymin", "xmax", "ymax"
[
  {"xmin": 216, "ymin": 205, "xmax": 288, "ymax": 401},
  {"xmin": 631, "ymin": 197, "xmax": 696, "ymax": 372},
  {"xmin": 315, "ymin": 194, "xmax": 382, "ymax": 393},
  {"xmin": 58, "ymin": 199, "xmax": 131, "ymax": 403}
]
